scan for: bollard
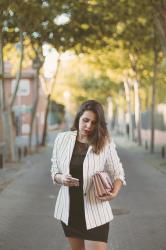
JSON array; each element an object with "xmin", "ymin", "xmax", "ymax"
[
  {"xmin": 23, "ymin": 146, "xmax": 28, "ymax": 156},
  {"xmin": 18, "ymin": 147, "xmax": 22, "ymax": 161},
  {"xmin": 0, "ymin": 154, "xmax": 3, "ymax": 168},
  {"xmin": 145, "ymin": 141, "xmax": 148, "ymax": 150},
  {"xmin": 161, "ymin": 146, "xmax": 165, "ymax": 158}
]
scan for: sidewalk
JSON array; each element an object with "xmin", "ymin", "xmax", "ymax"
[
  {"xmin": 114, "ymin": 134, "xmax": 166, "ymax": 175},
  {"xmin": 0, "ymin": 129, "xmax": 61, "ymax": 194},
  {"xmin": 0, "ymin": 147, "xmax": 47, "ymax": 193}
]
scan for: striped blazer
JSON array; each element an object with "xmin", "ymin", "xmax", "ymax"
[{"xmin": 51, "ymin": 130, "xmax": 126, "ymax": 230}]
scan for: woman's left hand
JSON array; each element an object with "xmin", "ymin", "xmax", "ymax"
[{"xmin": 97, "ymin": 191, "xmax": 117, "ymax": 201}]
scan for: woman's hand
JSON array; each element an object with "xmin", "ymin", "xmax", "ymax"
[
  {"xmin": 55, "ymin": 174, "xmax": 79, "ymax": 187},
  {"xmin": 97, "ymin": 191, "xmax": 118, "ymax": 201},
  {"xmin": 62, "ymin": 174, "xmax": 79, "ymax": 187},
  {"xmin": 98, "ymin": 179, "xmax": 123, "ymax": 201}
]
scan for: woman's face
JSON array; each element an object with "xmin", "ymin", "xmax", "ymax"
[{"xmin": 78, "ymin": 110, "xmax": 97, "ymax": 137}]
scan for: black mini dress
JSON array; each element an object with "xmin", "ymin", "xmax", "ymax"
[{"xmin": 61, "ymin": 140, "xmax": 109, "ymax": 242}]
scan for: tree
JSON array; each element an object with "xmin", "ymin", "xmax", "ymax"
[
  {"xmin": 109, "ymin": 0, "xmax": 163, "ymax": 151},
  {"xmin": 40, "ymin": 51, "xmax": 61, "ymax": 146},
  {"xmin": 2, "ymin": 0, "xmax": 166, "ymax": 155}
]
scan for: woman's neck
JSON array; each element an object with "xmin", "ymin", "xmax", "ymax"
[{"xmin": 77, "ymin": 133, "xmax": 88, "ymax": 143}]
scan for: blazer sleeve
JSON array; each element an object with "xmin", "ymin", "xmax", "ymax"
[
  {"xmin": 50, "ymin": 134, "xmax": 61, "ymax": 184},
  {"xmin": 105, "ymin": 139, "xmax": 126, "ymax": 186}
]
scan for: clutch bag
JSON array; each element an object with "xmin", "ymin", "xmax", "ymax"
[{"xmin": 92, "ymin": 171, "xmax": 113, "ymax": 198}]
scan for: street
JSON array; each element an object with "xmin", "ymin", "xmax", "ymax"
[{"xmin": 0, "ymin": 137, "xmax": 166, "ymax": 250}]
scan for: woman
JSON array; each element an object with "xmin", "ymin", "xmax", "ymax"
[{"xmin": 51, "ymin": 100, "xmax": 126, "ymax": 250}]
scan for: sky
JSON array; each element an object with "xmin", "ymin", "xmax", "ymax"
[{"xmin": 43, "ymin": 44, "xmax": 75, "ymax": 78}]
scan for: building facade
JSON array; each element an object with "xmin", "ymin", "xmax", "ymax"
[{"xmin": 4, "ymin": 62, "xmax": 47, "ymax": 145}]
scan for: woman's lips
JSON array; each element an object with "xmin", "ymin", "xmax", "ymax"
[{"xmin": 84, "ymin": 130, "xmax": 91, "ymax": 134}]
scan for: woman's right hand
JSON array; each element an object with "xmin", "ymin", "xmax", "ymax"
[{"xmin": 55, "ymin": 174, "xmax": 79, "ymax": 187}]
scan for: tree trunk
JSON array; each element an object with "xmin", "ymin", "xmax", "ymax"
[
  {"xmin": 41, "ymin": 94, "xmax": 50, "ymax": 146},
  {"xmin": 1, "ymin": 109, "xmax": 16, "ymax": 161},
  {"xmin": 150, "ymin": 46, "xmax": 158, "ymax": 153},
  {"xmin": 10, "ymin": 30, "xmax": 24, "ymax": 107},
  {"xmin": 0, "ymin": 31, "xmax": 16, "ymax": 161},
  {"xmin": 28, "ymin": 67, "xmax": 40, "ymax": 151},
  {"xmin": 4, "ymin": 30, "xmax": 24, "ymax": 161},
  {"xmin": 129, "ymin": 54, "xmax": 142, "ymax": 145},
  {"xmin": 133, "ymin": 79, "xmax": 142, "ymax": 145},
  {"xmin": 0, "ymin": 31, "xmax": 5, "ymax": 110},
  {"xmin": 40, "ymin": 54, "xmax": 61, "ymax": 146},
  {"xmin": 154, "ymin": 15, "xmax": 166, "ymax": 57},
  {"xmin": 28, "ymin": 45, "xmax": 45, "ymax": 151},
  {"xmin": 7, "ymin": 30, "xmax": 24, "ymax": 161},
  {"xmin": 124, "ymin": 79, "xmax": 134, "ymax": 141},
  {"xmin": 145, "ymin": 85, "xmax": 150, "ymax": 110}
]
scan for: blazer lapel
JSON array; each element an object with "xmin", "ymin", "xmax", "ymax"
[{"xmin": 65, "ymin": 131, "xmax": 77, "ymax": 174}]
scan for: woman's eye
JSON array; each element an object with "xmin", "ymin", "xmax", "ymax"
[
  {"xmin": 82, "ymin": 118, "xmax": 96, "ymax": 125},
  {"xmin": 83, "ymin": 119, "xmax": 88, "ymax": 122}
]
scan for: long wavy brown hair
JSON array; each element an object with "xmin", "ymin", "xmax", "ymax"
[{"xmin": 71, "ymin": 100, "xmax": 110, "ymax": 154}]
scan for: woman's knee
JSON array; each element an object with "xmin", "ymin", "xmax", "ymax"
[
  {"xmin": 67, "ymin": 237, "xmax": 85, "ymax": 250},
  {"xmin": 85, "ymin": 240, "xmax": 107, "ymax": 250}
]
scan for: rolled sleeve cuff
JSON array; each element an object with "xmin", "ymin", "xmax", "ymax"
[
  {"xmin": 114, "ymin": 175, "xmax": 126, "ymax": 186},
  {"xmin": 51, "ymin": 172, "xmax": 62, "ymax": 185}
]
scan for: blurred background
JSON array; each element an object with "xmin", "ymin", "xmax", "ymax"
[
  {"xmin": 0, "ymin": 2, "xmax": 166, "ymax": 250},
  {"xmin": 0, "ymin": 0, "xmax": 166, "ymax": 164}
]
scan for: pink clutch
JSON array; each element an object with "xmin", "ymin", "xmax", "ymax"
[{"xmin": 92, "ymin": 171, "xmax": 113, "ymax": 198}]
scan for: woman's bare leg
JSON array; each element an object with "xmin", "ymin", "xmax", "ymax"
[
  {"xmin": 67, "ymin": 237, "xmax": 85, "ymax": 250},
  {"xmin": 85, "ymin": 240, "xmax": 107, "ymax": 250}
]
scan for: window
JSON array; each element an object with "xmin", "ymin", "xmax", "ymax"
[{"xmin": 11, "ymin": 79, "xmax": 30, "ymax": 96}]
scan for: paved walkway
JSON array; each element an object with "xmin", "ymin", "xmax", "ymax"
[
  {"xmin": 0, "ymin": 134, "xmax": 165, "ymax": 250},
  {"xmin": 111, "ymin": 135, "xmax": 166, "ymax": 250}
]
